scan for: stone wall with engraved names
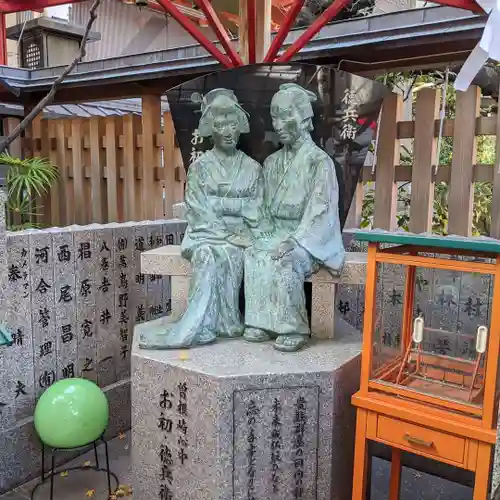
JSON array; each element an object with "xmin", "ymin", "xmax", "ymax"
[{"xmin": 0, "ymin": 219, "xmax": 186, "ymax": 494}]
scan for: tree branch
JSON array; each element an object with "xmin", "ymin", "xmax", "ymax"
[{"xmin": 0, "ymin": 0, "xmax": 102, "ymax": 154}]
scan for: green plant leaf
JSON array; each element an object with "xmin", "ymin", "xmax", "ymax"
[{"xmin": 2, "ymin": 154, "xmax": 58, "ymax": 229}]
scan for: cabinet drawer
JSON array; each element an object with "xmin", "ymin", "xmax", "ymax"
[{"xmin": 376, "ymin": 415, "xmax": 466, "ymax": 465}]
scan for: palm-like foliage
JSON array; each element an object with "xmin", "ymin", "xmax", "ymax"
[{"xmin": 0, "ymin": 153, "xmax": 59, "ymax": 230}]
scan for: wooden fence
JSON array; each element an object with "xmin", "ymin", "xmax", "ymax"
[
  {"xmin": 8, "ymin": 86, "xmax": 500, "ymax": 235},
  {"xmin": 354, "ymin": 85, "xmax": 500, "ymax": 238},
  {"xmin": 8, "ymin": 94, "xmax": 185, "ymax": 227}
]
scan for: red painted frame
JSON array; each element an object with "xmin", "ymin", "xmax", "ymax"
[
  {"xmin": 193, "ymin": 0, "xmax": 243, "ymax": 66},
  {"xmin": 276, "ymin": 0, "xmax": 353, "ymax": 62},
  {"xmin": 155, "ymin": 0, "xmax": 233, "ymax": 67},
  {"xmin": 264, "ymin": 0, "xmax": 305, "ymax": 63},
  {"xmin": 0, "ymin": 0, "xmax": 485, "ymax": 67}
]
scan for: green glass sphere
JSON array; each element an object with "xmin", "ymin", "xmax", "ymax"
[{"xmin": 34, "ymin": 378, "xmax": 109, "ymax": 449}]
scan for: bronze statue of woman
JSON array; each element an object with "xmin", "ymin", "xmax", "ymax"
[
  {"xmin": 243, "ymin": 83, "xmax": 345, "ymax": 352},
  {"xmin": 140, "ymin": 88, "xmax": 263, "ymax": 349}
]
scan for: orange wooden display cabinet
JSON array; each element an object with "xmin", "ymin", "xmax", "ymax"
[{"xmin": 349, "ymin": 230, "xmax": 500, "ymax": 500}]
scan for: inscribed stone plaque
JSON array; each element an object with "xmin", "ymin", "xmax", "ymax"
[
  {"xmin": 2, "ymin": 231, "xmax": 35, "ymax": 430},
  {"xmin": 96, "ymin": 225, "xmax": 117, "ymax": 387},
  {"xmin": 74, "ymin": 226, "xmax": 98, "ymax": 382},
  {"xmin": 162, "ymin": 221, "xmax": 176, "ymax": 316},
  {"xmin": 232, "ymin": 386, "xmax": 320, "ymax": 500},
  {"xmin": 132, "ymin": 223, "xmax": 148, "ymax": 327},
  {"xmin": 52, "ymin": 228, "xmax": 77, "ymax": 382},
  {"xmin": 114, "ymin": 224, "xmax": 133, "ymax": 380},
  {"xmin": 30, "ymin": 231, "xmax": 57, "ymax": 399},
  {"xmin": 146, "ymin": 222, "xmax": 165, "ymax": 321}
]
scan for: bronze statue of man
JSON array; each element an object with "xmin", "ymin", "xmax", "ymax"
[{"xmin": 244, "ymin": 83, "xmax": 345, "ymax": 352}]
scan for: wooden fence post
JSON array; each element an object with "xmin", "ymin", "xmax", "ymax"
[
  {"xmin": 142, "ymin": 94, "xmax": 162, "ymax": 220},
  {"xmin": 71, "ymin": 118, "xmax": 86, "ymax": 225},
  {"xmin": 104, "ymin": 116, "xmax": 119, "ymax": 222},
  {"xmin": 123, "ymin": 114, "xmax": 141, "ymax": 221},
  {"xmin": 56, "ymin": 120, "xmax": 73, "ymax": 226},
  {"xmin": 173, "ymin": 146, "xmax": 185, "ymax": 206},
  {"xmin": 3, "ymin": 117, "xmax": 21, "ymax": 158},
  {"xmin": 162, "ymin": 112, "xmax": 176, "ymax": 219},
  {"xmin": 410, "ymin": 88, "xmax": 440, "ymax": 233},
  {"xmin": 239, "ymin": 0, "xmax": 271, "ymax": 63},
  {"xmin": 47, "ymin": 120, "xmax": 62, "ymax": 227},
  {"xmin": 448, "ymin": 86, "xmax": 480, "ymax": 237},
  {"xmin": 373, "ymin": 93, "xmax": 403, "ymax": 230},
  {"xmin": 32, "ymin": 114, "xmax": 52, "ymax": 226},
  {"xmin": 89, "ymin": 117, "xmax": 106, "ymax": 223},
  {"xmin": 491, "ymin": 90, "xmax": 500, "ymax": 239}
]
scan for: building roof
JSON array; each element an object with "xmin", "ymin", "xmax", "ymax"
[
  {"xmin": 6, "ymin": 16, "xmax": 101, "ymax": 42},
  {"xmin": 0, "ymin": 5, "xmax": 487, "ymax": 106},
  {"xmin": 0, "ymin": 96, "xmax": 169, "ymax": 119}
]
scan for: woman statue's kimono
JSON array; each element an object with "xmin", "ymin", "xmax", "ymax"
[
  {"xmin": 243, "ymin": 83, "xmax": 345, "ymax": 352},
  {"xmin": 139, "ymin": 88, "xmax": 263, "ymax": 349}
]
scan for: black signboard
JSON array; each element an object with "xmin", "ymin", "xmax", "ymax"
[{"xmin": 166, "ymin": 63, "xmax": 390, "ymax": 227}]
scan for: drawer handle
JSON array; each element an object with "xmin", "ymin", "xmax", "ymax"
[{"xmin": 404, "ymin": 434, "xmax": 434, "ymax": 449}]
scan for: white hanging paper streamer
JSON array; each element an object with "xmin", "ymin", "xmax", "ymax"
[{"xmin": 454, "ymin": 0, "xmax": 500, "ymax": 92}]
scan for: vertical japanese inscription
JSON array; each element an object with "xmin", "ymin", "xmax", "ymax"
[
  {"xmin": 157, "ymin": 382, "xmax": 190, "ymax": 500},
  {"xmin": 340, "ymin": 89, "xmax": 359, "ymax": 141},
  {"xmin": 147, "ymin": 222, "xmax": 165, "ymax": 321},
  {"xmin": 114, "ymin": 225, "xmax": 133, "ymax": 380},
  {"xmin": 293, "ymin": 397, "xmax": 307, "ymax": 500},
  {"xmin": 162, "ymin": 221, "xmax": 176, "ymax": 316},
  {"xmin": 96, "ymin": 227, "xmax": 116, "ymax": 387},
  {"xmin": 132, "ymin": 224, "xmax": 148, "ymax": 327},
  {"xmin": 30, "ymin": 232, "xmax": 57, "ymax": 398},
  {"xmin": 74, "ymin": 228, "xmax": 97, "ymax": 382},
  {"xmin": 246, "ymin": 400, "xmax": 259, "ymax": 500},
  {"xmin": 158, "ymin": 388, "xmax": 174, "ymax": 500},
  {"xmin": 3, "ymin": 231, "xmax": 35, "ymax": 428},
  {"xmin": 270, "ymin": 398, "xmax": 282, "ymax": 493},
  {"xmin": 233, "ymin": 387, "xmax": 319, "ymax": 500},
  {"xmin": 176, "ymin": 382, "xmax": 189, "ymax": 466},
  {"xmin": 189, "ymin": 127, "xmax": 204, "ymax": 165},
  {"xmin": 53, "ymin": 229, "xmax": 77, "ymax": 383}
]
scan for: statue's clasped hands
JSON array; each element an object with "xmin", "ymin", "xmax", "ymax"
[{"xmin": 271, "ymin": 239, "xmax": 295, "ymax": 261}]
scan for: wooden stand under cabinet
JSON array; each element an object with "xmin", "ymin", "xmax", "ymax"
[{"xmin": 349, "ymin": 231, "xmax": 500, "ymax": 500}]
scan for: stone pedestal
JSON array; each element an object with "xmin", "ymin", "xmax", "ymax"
[{"xmin": 132, "ymin": 317, "xmax": 361, "ymax": 500}]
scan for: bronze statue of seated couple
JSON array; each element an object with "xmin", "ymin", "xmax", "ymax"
[{"xmin": 139, "ymin": 84, "xmax": 345, "ymax": 353}]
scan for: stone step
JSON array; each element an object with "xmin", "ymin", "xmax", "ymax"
[{"xmin": 140, "ymin": 245, "xmax": 367, "ymax": 285}]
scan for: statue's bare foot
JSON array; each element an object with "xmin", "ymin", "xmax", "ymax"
[
  {"xmin": 243, "ymin": 328, "xmax": 270, "ymax": 342},
  {"xmin": 274, "ymin": 335, "xmax": 307, "ymax": 352}
]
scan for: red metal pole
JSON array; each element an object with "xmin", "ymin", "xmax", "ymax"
[
  {"xmin": 275, "ymin": 0, "xmax": 352, "ymax": 63},
  {"xmin": 0, "ymin": 13, "xmax": 6, "ymax": 66},
  {"xmin": 264, "ymin": 0, "xmax": 305, "ymax": 63},
  {"xmin": 194, "ymin": 0, "xmax": 244, "ymax": 66},
  {"xmin": 246, "ymin": 0, "xmax": 257, "ymax": 64},
  {"xmin": 155, "ymin": 0, "xmax": 234, "ymax": 67}
]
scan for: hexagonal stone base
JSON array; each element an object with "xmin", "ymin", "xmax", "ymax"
[{"xmin": 132, "ymin": 317, "xmax": 361, "ymax": 500}]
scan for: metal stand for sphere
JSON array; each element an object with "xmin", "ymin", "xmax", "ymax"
[{"xmin": 31, "ymin": 434, "xmax": 118, "ymax": 500}]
